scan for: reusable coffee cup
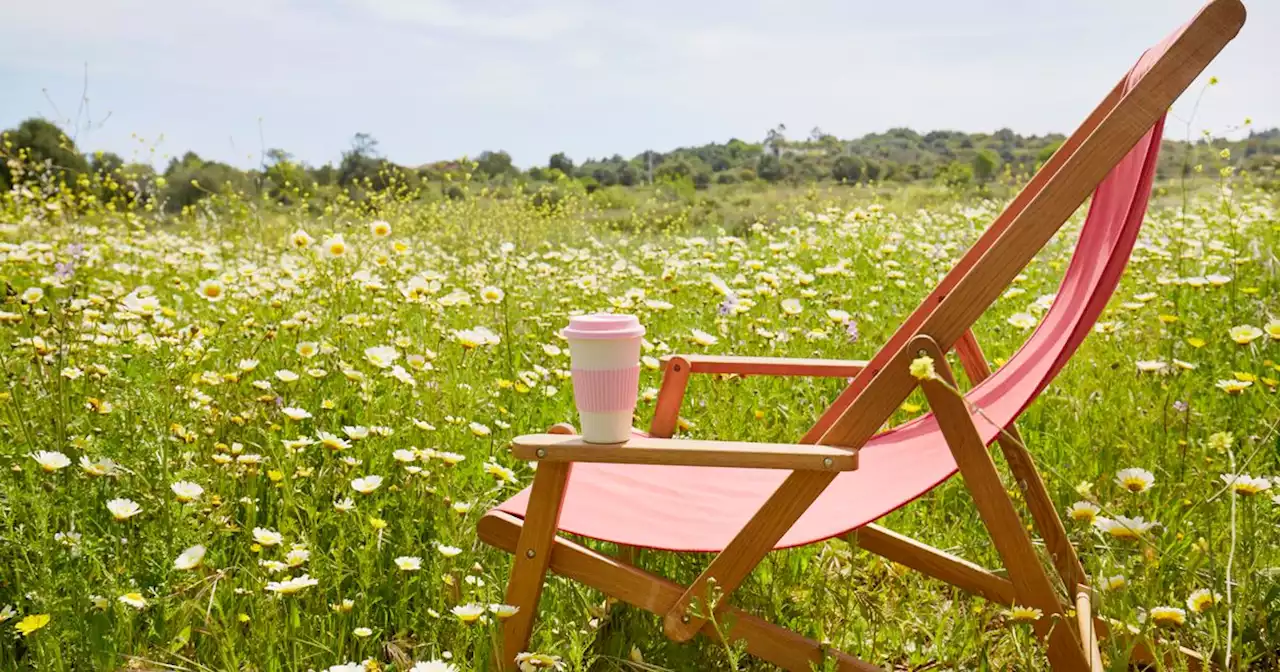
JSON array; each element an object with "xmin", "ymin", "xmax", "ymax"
[{"xmin": 562, "ymin": 314, "xmax": 645, "ymax": 444}]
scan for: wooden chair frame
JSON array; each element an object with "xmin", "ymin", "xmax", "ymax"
[{"xmin": 479, "ymin": 2, "xmax": 1245, "ymax": 669}]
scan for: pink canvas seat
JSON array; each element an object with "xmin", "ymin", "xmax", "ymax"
[{"xmin": 497, "ymin": 63, "xmax": 1166, "ymax": 553}]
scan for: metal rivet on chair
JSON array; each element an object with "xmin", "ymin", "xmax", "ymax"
[
  {"xmin": 823, "ymin": 457, "xmax": 833, "ymax": 468},
  {"xmin": 681, "ymin": 614, "xmax": 691, "ymax": 624},
  {"xmin": 917, "ymin": 348, "xmax": 929, "ymax": 357},
  {"xmin": 536, "ymin": 448, "xmax": 547, "ymax": 458},
  {"xmin": 526, "ymin": 549, "xmax": 536, "ymax": 558}
]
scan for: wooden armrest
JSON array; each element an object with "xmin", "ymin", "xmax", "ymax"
[
  {"xmin": 661, "ymin": 354, "xmax": 868, "ymax": 377},
  {"xmin": 510, "ymin": 434, "xmax": 858, "ymax": 471}
]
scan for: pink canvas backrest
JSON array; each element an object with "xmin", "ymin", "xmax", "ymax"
[
  {"xmin": 963, "ymin": 117, "xmax": 1164, "ymax": 425},
  {"xmin": 803, "ymin": 14, "xmax": 1194, "ymax": 444}
]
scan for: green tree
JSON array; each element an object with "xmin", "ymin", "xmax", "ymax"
[
  {"xmin": 475, "ymin": 150, "xmax": 515, "ymax": 179},
  {"xmin": 548, "ymin": 152, "xmax": 574, "ymax": 176},
  {"xmin": 655, "ymin": 157, "xmax": 696, "ymax": 181},
  {"xmin": 831, "ymin": 155, "xmax": 866, "ymax": 183},
  {"xmin": 764, "ymin": 123, "xmax": 787, "ymax": 159},
  {"xmin": 757, "ymin": 154, "xmax": 784, "ymax": 182},
  {"xmin": 972, "ymin": 148, "xmax": 1000, "ymax": 182},
  {"xmin": 161, "ymin": 151, "xmax": 251, "ymax": 212},
  {"xmin": 1037, "ymin": 141, "xmax": 1063, "ymax": 165},
  {"xmin": 339, "ymin": 133, "xmax": 382, "ymax": 188},
  {"xmin": 725, "ymin": 138, "xmax": 752, "ymax": 160},
  {"xmin": 1, "ymin": 117, "xmax": 90, "ymax": 189},
  {"xmin": 89, "ymin": 151, "xmax": 125, "ymax": 177},
  {"xmin": 591, "ymin": 165, "xmax": 618, "ymax": 186},
  {"xmin": 263, "ymin": 148, "xmax": 316, "ymax": 204},
  {"xmin": 617, "ymin": 163, "xmax": 640, "ymax": 186},
  {"xmin": 864, "ymin": 158, "xmax": 885, "ymax": 181},
  {"xmin": 310, "ymin": 163, "xmax": 337, "ymax": 186},
  {"xmin": 938, "ymin": 161, "xmax": 974, "ymax": 187}
]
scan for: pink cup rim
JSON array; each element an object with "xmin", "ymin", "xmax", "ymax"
[{"xmin": 561, "ymin": 313, "xmax": 645, "ymax": 340}]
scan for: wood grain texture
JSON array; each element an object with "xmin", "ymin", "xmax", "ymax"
[
  {"xmin": 858, "ymin": 524, "xmax": 1016, "ymax": 605},
  {"xmin": 952, "ymin": 329, "xmax": 989, "ymax": 388},
  {"xmin": 479, "ymin": 511, "xmax": 885, "ymax": 672},
  {"xmin": 662, "ymin": 470, "xmax": 838, "ymax": 641},
  {"xmin": 1075, "ymin": 586, "xmax": 1104, "ymax": 672},
  {"xmin": 666, "ymin": 354, "xmax": 869, "ymax": 377},
  {"xmin": 648, "ymin": 355, "xmax": 691, "ymax": 438},
  {"xmin": 916, "ymin": 336, "xmax": 1089, "ymax": 672},
  {"xmin": 510, "ymin": 433, "xmax": 858, "ymax": 471},
  {"xmin": 499, "ymin": 462, "xmax": 571, "ymax": 669},
  {"xmin": 953, "ymin": 331, "xmax": 1089, "ymax": 596}
]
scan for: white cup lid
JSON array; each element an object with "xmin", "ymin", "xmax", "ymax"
[{"xmin": 561, "ymin": 314, "xmax": 644, "ymax": 340}]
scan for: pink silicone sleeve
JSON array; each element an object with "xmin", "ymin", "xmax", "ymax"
[{"xmin": 571, "ymin": 366, "xmax": 640, "ymax": 413}]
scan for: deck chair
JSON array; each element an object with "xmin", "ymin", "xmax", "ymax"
[{"xmin": 478, "ymin": 2, "xmax": 1246, "ymax": 670}]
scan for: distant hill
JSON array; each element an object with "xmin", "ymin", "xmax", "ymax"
[
  {"xmin": 3, "ymin": 117, "xmax": 1276, "ymax": 213},
  {"xmin": 569, "ymin": 125, "xmax": 1279, "ymax": 189}
]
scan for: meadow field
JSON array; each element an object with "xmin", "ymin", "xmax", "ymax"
[{"xmin": 0, "ymin": 163, "xmax": 1277, "ymax": 671}]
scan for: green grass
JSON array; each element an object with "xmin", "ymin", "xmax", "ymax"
[{"xmin": 0, "ymin": 168, "xmax": 1277, "ymax": 671}]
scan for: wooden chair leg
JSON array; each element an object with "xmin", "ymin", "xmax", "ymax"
[
  {"xmin": 499, "ymin": 462, "xmax": 572, "ymax": 669},
  {"xmin": 1076, "ymin": 586, "xmax": 1104, "ymax": 671},
  {"xmin": 996, "ymin": 427, "xmax": 1089, "ymax": 595},
  {"xmin": 480, "ymin": 511, "xmax": 883, "ymax": 672},
  {"xmin": 953, "ymin": 330, "xmax": 1088, "ymax": 594},
  {"xmin": 662, "ymin": 470, "xmax": 838, "ymax": 642},
  {"xmin": 915, "ymin": 336, "xmax": 1090, "ymax": 672}
]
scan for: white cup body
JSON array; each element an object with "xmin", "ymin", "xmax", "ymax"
[
  {"xmin": 566, "ymin": 337, "xmax": 642, "ymax": 371},
  {"xmin": 567, "ymin": 336, "xmax": 641, "ymax": 444}
]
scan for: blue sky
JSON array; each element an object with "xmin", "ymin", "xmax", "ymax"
[{"xmin": 1, "ymin": 0, "xmax": 1274, "ymax": 170}]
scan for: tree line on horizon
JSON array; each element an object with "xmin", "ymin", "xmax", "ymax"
[{"xmin": 2, "ymin": 117, "xmax": 1277, "ymax": 213}]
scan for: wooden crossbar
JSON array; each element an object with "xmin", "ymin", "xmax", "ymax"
[
  {"xmin": 480, "ymin": 511, "xmax": 883, "ymax": 672},
  {"xmin": 857, "ymin": 523, "xmax": 1016, "ymax": 605}
]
